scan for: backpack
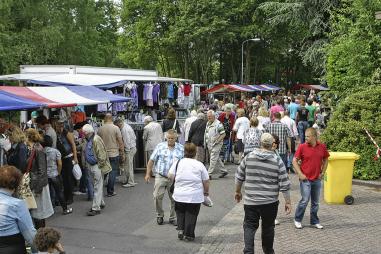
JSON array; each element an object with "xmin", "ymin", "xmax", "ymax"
[{"xmin": 29, "ymin": 144, "xmax": 48, "ymax": 193}]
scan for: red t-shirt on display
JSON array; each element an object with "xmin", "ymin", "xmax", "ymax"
[
  {"xmin": 294, "ymin": 142, "xmax": 330, "ymax": 180},
  {"xmin": 184, "ymin": 84, "xmax": 191, "ymax": 96}
]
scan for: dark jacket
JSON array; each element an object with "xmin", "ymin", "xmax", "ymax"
[
  {"xmin": 162, "ymin": 119, "xmax": 181, "ymax": 134},
  {"xmin": 188, "ymin": 119, "xmax": 207, "ymax": 146},
  {"xmin": 29, "ymin": 143, "xmax": 48, "ymax": 193},
  {"xmin": 8, "ymin": 142, "xmax": 28, "ymax": 173}
]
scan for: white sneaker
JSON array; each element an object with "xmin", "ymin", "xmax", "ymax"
[
  {"xmin": 122, "ymin": 183, "xmax": 135, "ymax": 188},
  {"xmin": 312, "ymin": 223, "xmax": 323, "ymax": 229},
  {"xmin": 275, "ymin": 219, "xmax": 280, "ymax": 225},
  {"xmin": 294, "ymin": 220, "xmax": 302, "ymax": 229}
]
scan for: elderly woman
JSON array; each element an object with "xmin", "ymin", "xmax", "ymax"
[
  {"xmin": 168, "ymin": 143, "xmax": 210, "ymax": 241},
  {"xmin": 243, "ymin": 117, "xmax": 263, "ymax": 156},
  {"xmin": 7, "ymin": 127, "xmax": 28, "ymax": 173},
  {"xmin": 0, "ymin": 165, "xmax": 36, "ymax": 253},
  {"xmin": 26, "ymin": 128, "xmax": 54, "ymax": 229},
  {"xmin": 187, "ymin": 112, "xmax": 207, "ymax": 163}
]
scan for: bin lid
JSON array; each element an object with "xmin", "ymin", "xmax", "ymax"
[{"xmin": 328, "ymin": 152, "xmax": 360, "ymax": 161}]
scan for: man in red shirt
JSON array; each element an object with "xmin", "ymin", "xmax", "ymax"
[{"xmin": 293, "ymin": 127, "xmax": 329, "ymax": 229}]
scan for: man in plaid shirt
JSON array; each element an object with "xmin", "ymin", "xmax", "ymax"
[{"xmin": 265, "ymin": 112, "xmax": 292, "ymax": 166}]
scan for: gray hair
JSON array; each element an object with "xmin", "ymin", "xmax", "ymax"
[
  {"xmin": 261, "ymin": 133, "xmax": 274, "ymax": 150},
  {"xmin": 82, "ymin": 124, "xmax": 94, "ymax": 135},
  {"xmin": 144, "ymin": 116, "xmax": 153, "ymax": 123},
  {"xmin": 197, "ymin": 113, "xmax": 206, "ymax": 120}
]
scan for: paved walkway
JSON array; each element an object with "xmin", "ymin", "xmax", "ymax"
[{"xmin": 197, "ymin": 174, "xmax": 381, "ymax": 254}]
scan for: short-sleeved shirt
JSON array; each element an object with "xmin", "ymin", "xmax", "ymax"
[
  {"xmin": 288, "ymin": 102, "xmax": 300, "ymax": 120},
  {"xmin": 297, "ymin": 106, "xmax": 309, "ymax": 122},
  {"xmin": 265, "ymin": 121, "xmax": 292, "ymax": 155},
  {"xmin": 294, "ymin": 142, "xmax": 330, "ymax": 180},
  {"xmin": 205, "ymin": 119, "xmax": 225, "ymax": 145},
  {"xmin": 169, "ymin": 158, "xmax": 209, "ymax": 203},
  {"xmin": 97, "ymin": 122, "xmax": 123, "ymax": 158},
  {"xmin": 44, "ymin": 147, "xmax": 61, "ymax": 178},
  {"xmin": 306, "ymin": 105, "xmax": 316, "ymax": 122},
  {"xmin": 233, "ymin": 117, "xmax": 250, "ymax": 140},
  {"xmin": 150, "ymin": 142, "xmax": 184, "ymax": 176}
]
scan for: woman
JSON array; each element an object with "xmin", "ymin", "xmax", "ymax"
[
  {"xmin": 257, "ymin": 107, "xmax": 271, "ymax": 131},
  {"xmin": 162, "ymin": 108, "xmax": 181, "ymax": 139},
  {"xmin": 233, "ymin": 108, "xmax": 250, "ymax": 162},
  {"xmin": 55, "ymin": 120, "xmax": 78, "ymax": 204},
  {"xmin": 243, "ymin": 117, "xmax": 263, "ymax": 156},
  {"xmin": 0, "ymin": 165, "xmax": 37, "ymax": 254},
  {"xmin": 26, "ymin": 128, "xmax": 54, "ymax": 229},
  {"xmin": 7, "ymin": 127, "xmax": 28, "ymax": 173},
  {"xmin": 168, "ymin": 143, "xmax": 210, "ymax": 241}
]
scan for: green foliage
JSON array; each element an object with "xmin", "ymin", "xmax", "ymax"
[
  {"xmin": 326, "ymin": 0, "xmax": 381, "ymax": 98},
  {"xmin": 321, "ymin": 85, "xmax": 381, "ymax": 180}
]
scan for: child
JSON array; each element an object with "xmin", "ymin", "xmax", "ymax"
[
  {"xmin": 34, "ymin": 227, "xmax": 65, "ymax": 254},
  {"xmin": 42, "ymin": 135, "xmax": 73, "ymax": 215}
]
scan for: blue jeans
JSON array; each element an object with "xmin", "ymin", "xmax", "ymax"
[
  {"xmin": 297, "ymin": 121, "xmax": 309, "ymax": 144},
  {"xmin": 279, "ymin": 153, "xmax": 287, "ymax": 168},
  {"xmin": 107, "ymin": 156, "xmax": 120, "ymax": 195},
  {"xmin": 295, "ymin": 179, "xmax": 321, "ymax": 225}
]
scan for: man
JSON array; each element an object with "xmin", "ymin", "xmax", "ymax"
[
  {"xmin": 287, "ymin": 96, "xmax": 299, "ymax": 121},
  {"xmin": 218, "ymin": 106, "xmax": 235, "ymax": 163},
  {"xmin": 205, "ymin": 110, "xmax": 227, "ymax": 178},
  {"xmin": 144, "ymin": 129, "xmax": 184, "ymax": 226},
  {"xmin": 82, "ymin": 124, "xmax": 112, "ymax": 216},
  {"xmin": 36, "ymin": 116, "xmax": 57, "ymax": 148},
  {"xmin": 143, "ymin": 116, "xmax": 163, "ymax": 165},
  {"xmin": 295, "ymin": 98, "xmax": 309, "ymax": 144},
  {"xmin": 233, "ymin": 108, "xmax": 250, "ymax": 163},
  {"xmin": 281, "ymin": 111, "xmax": 298, "ymax": 173},
  {"xmin": 114, "ymin": 118, "xmax": 137, "ymax": 188},
  {"xmin": 235, "ymin": 133, "xmax": 291, "ymax": 254},
  {"xmin": 188, "ymin": 112, "xmax": 207, "ymax": 163},
  {"xmin": 97, "ymin": 113, "xmax": 125, "ymax": 197},
  {"xmin": 265, "ymin": 112, "xmax": 292, "ymax": 167},
  {"xmin": 293, "ymin": 128, "xmax": 329, "ymax": 229},
  {"xmin": 306, "ymin": 98, "xmax": 317, "ymax": 127},
  {"xmin": 183, "ymin": 110, "xmax": 198, "ymax": 142}
]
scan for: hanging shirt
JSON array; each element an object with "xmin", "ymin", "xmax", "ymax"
[
  {"xmin": 146, "ymin": 83, "xmax": 153, "ymax": 100},
  {"xmin": 152, "ymin": 83, "xmax": 161, "ymax": 103},
  {"xmin": 167, "ymin": 83, "xmax": 174, "ymax": 99},
  {"xmin": 184, "ymin": 84, "xmax": 191, "ymax": 96}
]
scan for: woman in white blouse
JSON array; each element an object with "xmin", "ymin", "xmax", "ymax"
[
  {"xmin": 257, "ymin": 107, "xmax": 271, "ymax": 131},
  {"xmin": 168, "ymin": 143, "xmax": 210, "ymax": 241}
]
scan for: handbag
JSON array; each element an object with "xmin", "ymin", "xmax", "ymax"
[
  {"xmin": 17, "ymin": 149, "xmax": 37, "ymax": 209},
  {"xmin": 169, "ymin": 159, "xmax": 181, "ymax": 194},
  {"xmin": 72, "ymin": 163, "xmax": 82, "ymax": 180}
]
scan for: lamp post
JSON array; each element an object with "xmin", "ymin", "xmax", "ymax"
[{"xmin": 241, "ymin": 38, "xmax": 260, "ymax": 85}]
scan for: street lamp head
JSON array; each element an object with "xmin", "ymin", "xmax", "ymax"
[{"xmin": 249, "ymin": 38, "xmax": 261, "ymax": 42}]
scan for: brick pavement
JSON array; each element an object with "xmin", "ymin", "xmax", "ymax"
[{"xmin": 197, "ymin": 174, "xmax": 381, "ymax": 254}]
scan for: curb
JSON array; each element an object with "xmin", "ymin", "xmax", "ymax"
[{"xmin": 352, "ymin": 179, "xmax": 381, "ymax": 188}]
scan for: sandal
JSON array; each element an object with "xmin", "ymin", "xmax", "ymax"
[{"xmin": 63, "ymin": 207, "xmax": 73, "ymax": 215}]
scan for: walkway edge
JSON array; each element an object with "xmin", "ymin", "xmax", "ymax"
[{"xmin": 352, "ymin": 179, "xmax": 381, "ymax": 188}]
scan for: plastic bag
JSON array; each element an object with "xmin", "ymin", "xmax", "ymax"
[{"xmin": 72, "ymin": 163, "xmax": 82, "ymax": 180}]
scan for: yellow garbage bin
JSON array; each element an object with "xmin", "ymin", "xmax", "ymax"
[{"xmin": 324, "ymin": 152, "xmax": 360, "ymax": 205}]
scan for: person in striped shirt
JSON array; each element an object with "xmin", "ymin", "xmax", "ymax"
[{"xmin": 235, "ymin": 133, "xmax": 291, "ymax": 254}]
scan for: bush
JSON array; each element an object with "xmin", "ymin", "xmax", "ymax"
[{"xmin": 321, "ymin": 85, "xmax": 381, "ymax": 180}]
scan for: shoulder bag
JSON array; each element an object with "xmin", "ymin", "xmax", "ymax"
[
  {"xmin": 17, "ymin": 149, "xmax": 37, "ymax": 209},
  {"xmin": 169, "ymin": 159, "xmax": 181, "ymax": 194}
]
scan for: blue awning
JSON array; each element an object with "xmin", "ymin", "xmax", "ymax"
[{"xmin": 0, "ymin": 90, "xmax": 44, "ymax": 111}]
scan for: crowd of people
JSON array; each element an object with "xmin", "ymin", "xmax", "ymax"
[{"xmin": 0, "ymin": 89, "xmax": 330, "ymax": 253}]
